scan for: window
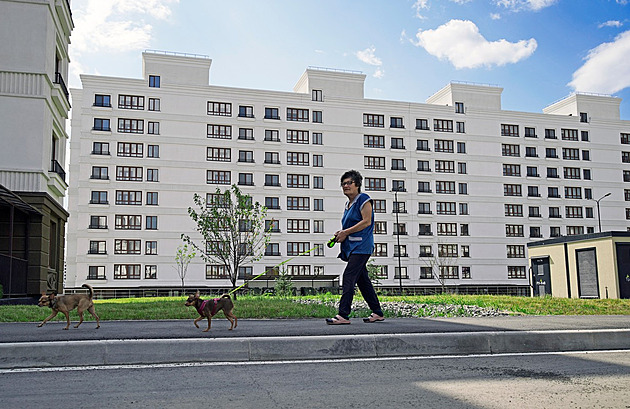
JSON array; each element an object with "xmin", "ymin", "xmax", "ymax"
[
  {"xmin": 287, "ymin": 152, "xmax": 309, "ymax": 166},
  {"xmin": 508, "ymin": 266, "xmax": 526, "ymax": 279},
  {"xmin": 238, "ymin": 128, "xmax": 254, "ymax": 140},
  {"xmin": 504, "ymin": 184, "xmax": 522, "ymax": 196},
  {"xmin": 373, "ymin": 199, "xmax": 386, "ymax": 213},
  {"xmin": 145, "ymin": 215, "xmax": 157, "ymax": 230},
  {"xmin": 434, "ymin": 119, "xmax": 453, "ymax": 132},
  {"xmin": 238, "ymin": 150, "xmax": 254, "ymax": 163},
  {"xmin": 287, "ymin": 130, "xmax": 309, "ymax": 144},
  {"xmin": 265, "ymin": 243, "xmax": 281, "ymax": 256},
  {"xmin": 461, "ymin": 266, "xmax": 471, "ymax": 279},
  {"xmin": 419, "ymin": 267, "xmax": 432, "ymax": 279},
  {"xmin": 393, "ymin": 201, "xmax": 407, "ymax": 214},
  {"xmin": 391, "ymin": 159, "xmax": 405, "ymax": 170},
  {"xmin": 312, "ymin": 89, "xmax": 323, "ymax": 101},
  {"xmin": 287, "ymin": 196, "xmax": 309, "ymax": 211},
  {"xmin": 455, "ymin": 102, "xmax": 465, "ymax": 113},
  {"xmin": 264, "ymin": 107, "xmax": 280, "ymax": 120},
  {"xmin": 582, "ymin": 150, "xmax": 590, "ymax": 161},
  {"xmin": 417, "ymin": 160, "xmax": 431, "ymax": 172},
  {"xmin": 549, "ymin": 207, "xmax": 561, "ymax": 218},
  {"xmin": 93, "ymin": 118, "xmax": 110, "ymax": 131},
  {"xmin": 313, "ymin": 154, "xmax": 323, "ymax": 167},
  {"xmin": 436, "ymin": 181, "xmax": 455, "ymax": 194},
  {"xmin": 507, "ymin": 245, "xmax": 525, "ymax": 258},
  {"xmin": 550, "ymin": 226, "xmax": 561, "ymax": 237},
  {"xmin": 546, "ymin": 148, "xmax": 558, "ymax": 158},
  {"xmin": 456, "ymin": 122, "xmax": 465, "ymax": 133},
  {"xmin": 460, "ymin": 224, "xmax": 469, "ymax": 236},
  {"xmin": 526, "ymin": 166, "xmax": 539, "ymax": 177},
  {"xmin": 91, "ymin": 166, "xmax": 109, "ymax": 180},
  {"xmin": 146, "ymin": 192, "xmax": 158, "ymax": 205},
  {"xmin": 502, "ymin": 144, "xmax": 520, "ymax": 157},
  {"xmin": 373, "ymin": 243, "xmax": 387, "ymax": 257},
  {"xmin": 374, "ymin": 221, "xmax": 387, "ymax": 234},
  {"xmin": 115, "ymin": 215, "xmax": 141, "ymax": 230},
  {"xmin": 145, "ymin": 265, "xmax": 157, "ymax": 279},
  {"xmin": 459, "ymin": 203, "xmax": 469, "ymax": 215},
  {"xmin": 564, "ymin": 167, "xmax": 581, "ymax": 179},
  {"xmin": 437, "ymin": 223, "xmax": 457, "ymax": 236},
  {"xmin": 364, "ymin": 135, "xmax": 385, "ymax": 148},
  {"xmin": 580, "ymin": 112, "xmax": 588, "ymax": 123},
  {"xmin": 314, "ymin": 220, "xmax": 324, "ymax": 233},
  {"xmin": 390, "ymin": 117, "xmax": 404, "ymax": 128},
  {"xmin": 524, "ymin": 127, "xmax": 536, "ymax": 138},
  {"xmin": 287, "ymin": 242, "xmax": 311, "ymax": 256},
  {"xmin": 116, "ymin": 190, "xmax": 142, "ymax": 205},
  {"xmin": 439, "ymin": 266, "xmax": 459, "ymax": 279},
  {"xmin": 506, "ymin": 224, "xmax": 524, "ymax": 237},
  {"xmin": 88, "ymin": 241, "xmax": 106, "ymax": 255},
  {"xmin": 501, "ymin": 124, "xmax": 519, "ymax": 137},
  {"xmin": 264, "ymin": 174, "xmax": 280, "ymax": 187},
  {"xmin": 238, "ymin": 173, "xmax": 254, "ymax": 186},
  {"xmin": 547, "ymin": 167, "xmax": 559, "ymax": 178},
  {"xmin": 505, "ymin": 204, "xmax": 523, "ymax": 217},
  {"xmin": 457, "ymin": 142, "xmax": 466, "ymax": 154},
  {"xmin": 265, "ymin": 197, "xmax": 280, "ymax": 210},
  {"xmin": 147, "ymin": 145, "xmax": 159, "ymax": 158},
  {"xmin": 238, "ymin": 105, "xmax": 254, "ymax": 118},
  {"xmin": 566, "ymin": 206, "xmax": 583, "ymax": 218},
  {"xmin": 581, "ymin": 131, "xmax": 589, "ymax": 141},
  {"xmin": 566, "ymin": 226, "xmax": 584, "ymax": 236},
  {"xmin": 114, "ymin": 239, "xmax": 141, "ymax": 255},
  {"xmin": 115, "ymin": 166, "xmax": 142, "ymax": 182},
  {"xmin": 89, "ymin": 215, "xmax": 107, "ymax": 229},
  {"xmin": 312, "ymin": 132, "xmax": 323, "ymax": 145},
  {"xmin": 208, "ymin": 124, "xmax": 232, "ymax": 139},
  {"xmin": 562, "ymin": 148, "xmax": 580, "ymax": 160},
  {"xmin": 287, "ymin": 174, "xmax": 309, "ymax": 188},
  {"xmin": 146, "ymin": 169, "xmax": 159, "ymax": 182},
  {"xmin": 88, "ymin": 266, "xmax": 105, "ymax": 280},
  {"xmin": 586, "ymin": 207, "xmax": 594, "ymax": 218},
  {"xmin": 312, "ymin": 111, "xmax": 322, "ymax": 123},
  {"xmin": 458, "ymin": 162, "xmax": 467, "ymax": 174},
  {"xmin": 391, "ymin": 137, "xmax": 405, "ymax": 149},
  {"xmin": 418, "ymin": 181, "xmax": 431, "ymax": 193},
  {"xmin": 417, "ymin": 139, "xmax": 430, "ymax": 151},
  {"xmin": 418, "ymin": 224, "xmax": 432, "ymax": 236},
  {"xmin": 529, "ymin": 206, "xmax": 541, "ymax": 217},
  {"xmin": 264, "ymin": 129, "xmax": 280, "ymax": 142},
  {"xmin": 208, "ymin": 147, "xmax": 231, "ymax": 162},
  {"xmin": 365, "ymin": 156, "xmax": 386, "ymax": 170},
  {"xmin": 313, "ymin": 176, "xmax": 323, "ymax": 189},
  {"xmin": 208, "ymin": 101, "xmax": 232, "ymax": 116},
  {"xmin": 148, "ymin": 98, "xmax": 160, "ymax": 111},
  {"xmin": 503, "ymin": 164, "xmax": 521, "ymax": 177},
  {"xmin": 363, "ymin": 113, "xmax": 384, "ymax": 127},
  {"xmin": 92, "ymin": 142, "xmax": 110, "ymax": 155},
  {"xmin": 564, "ymin": 186, "xmax": 582, "ymax": 199},
  {"xmin": 622, "ymin": 133, "xmax": 630, "ymax": 144},
  {"xmin": 585, "ymin": 188, "xmax": 592, "ymax": 200},
  {"xmin": 206, "ymin": 265, "xmax": 229, "ymax": 279},
  {"xmin": 392, "ymin": 180, "xmax": 406, "ymax": 192},
  {"xmin": 147, "ymin": 121, "xmax": 159, "ymax": 135},
  {"xmin": 148, "ymin": 75, "xmax": 160, "ymax": 88},
  {"xmin": 118, "ymin": 118, "xmax": 144, "ymax": 133},
  {"xmin": 287, "ymin": 108, "xmax": 309, "ymax": 122},
  {"xmin": 525, "ymin": 147, "xmax": 537, "ymax": 157},
  {"xmin": 394, "ymin": 245, "xmax": 408, "ymax": 257},
  {"xmin": 435, "ymin": 140, "xmax": 454, "ymax": 153},
  {"xmin": 545, "ymin": 129, "xmax": 557, "ymax": 139},
  {"xmin": 90, "ymin": 191, "xmax": 108, "ymax": 204},
  {"xmin": 416, "ymin": 119, "xmax": 429, "ymax": 130},
  {"xmin": 207, "ymin": 170, "xmax": 231, "ymax": 184},
  {"xmin": 287, "ymin": 219, "xmax": 310, "ymax": 233},
  {"xmin": 118, "ymin": 94, "xmax": 144, "ymax": 109},
  {"xmin": 419, "ymin": 245, "xmax": 433, "ymax": 257},
  {"xmin": 528, "ymin": 186, "xmax": 541, "ymax": 197},
  {"xmin": 561, "ymin": 128, "xmax": 578, "ymax": 141},
  {"xmin": 437, "ymin": 201, "xmax": 456, "ymax": 215},
  {"xmin": 265, "ymin": 219, "xmax": 280, "ymax": 232},
  {"xmin": 94, "ymin": 94, "xmax": 111, "ymax": 107},
  {"xmin": 438, "ymin": 244, "xmax": 458, "ymax": 258},
  {"xmin": 435, "ymin": 160, "xmax": 455, "ymax": 173},
  {"xmin": 365, "ymin": 177, "xmax": 386, "ymax": 191}
]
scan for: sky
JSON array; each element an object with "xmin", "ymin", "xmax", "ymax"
[{"xmin": 68, "ymin": 0, "xmax": 630, "ymax": 119}]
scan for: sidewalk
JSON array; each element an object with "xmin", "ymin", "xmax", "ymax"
[{"xmin": 1, "ymin": 315, "xmax": 629, "ymax": 369}]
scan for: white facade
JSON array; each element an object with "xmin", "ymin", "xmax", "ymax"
[{"xmin": 66, "ymin": 51, "xmax": 630, "ymax": 294}]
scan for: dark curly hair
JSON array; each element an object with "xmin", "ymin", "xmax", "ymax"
[{"xmin": 341, "ymin": 170, "xmax": 363, "ymax": 193}]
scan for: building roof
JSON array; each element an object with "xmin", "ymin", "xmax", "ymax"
[
  {"xmin": 527, "ymin": 231, "xmax": 630, "ymax": 248},
  {"xmin": 0, "ymin": 184, "xmax": 42, "ymax": 216}
]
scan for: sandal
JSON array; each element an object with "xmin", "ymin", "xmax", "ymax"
[
  {"xmin": 363, "ymin": 313, "xmax": 385, "ymax": 323},
  {"xmin": 326, "ymin": 315, "xmax": 351, "ymax": 325}
]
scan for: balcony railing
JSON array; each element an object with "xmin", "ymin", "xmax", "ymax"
[
  {"xmin": 54, "ymin": 72, "xmax": 69, "ymax": 100},
  {"xmin": 50, "ymin": 159, "xmax": 66, "ymax": 182}
]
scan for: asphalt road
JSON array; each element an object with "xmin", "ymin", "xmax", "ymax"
[{"xmin": 2, "ymin": 351, "xmax": 629, "ymax": 408}]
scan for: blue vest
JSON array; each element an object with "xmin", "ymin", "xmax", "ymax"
[{"xmin": 339, "ymin": 192, "xmax": 374, "ymax": 261}]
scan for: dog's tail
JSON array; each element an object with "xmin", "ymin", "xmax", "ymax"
[
  {"xmin": 82, "ymin": 283, "xmax": 95, "ymax": 299},
  {"xmin": 221, "ymin": 294, "xmax": 231, "ymax": 300}
]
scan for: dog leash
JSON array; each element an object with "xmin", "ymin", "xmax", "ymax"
[{"xmin": 228, "ymin": 237, "xmax": 338, "ymax": 295}]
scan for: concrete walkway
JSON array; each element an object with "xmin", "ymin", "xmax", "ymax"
[{"xmin": 1, "ymin": 315, "xmax": 629, "ymax": 369}]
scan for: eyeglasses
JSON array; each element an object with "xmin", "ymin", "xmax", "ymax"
[{"xmin": 340, "ymin": 180, "xmax": 354, "ymax": 187}]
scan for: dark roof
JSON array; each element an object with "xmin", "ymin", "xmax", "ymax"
[
  {"xmin": 527, "ymin": 231, "xmax": 630, "ymax": 248},
  {"xmin": 0, "ymin": 184, "xmax": 42, "ymax": 215}
]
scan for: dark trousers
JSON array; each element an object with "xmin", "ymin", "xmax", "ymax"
[{"xmin": 338, "ymin": 253, "xmax": 383, "ymax": 319}]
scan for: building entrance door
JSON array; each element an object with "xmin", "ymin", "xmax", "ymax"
[
  {"xmin": 531, "ymin": 257, "xmax": 551, "ymax": 296},
  {"xmin": 615, "ymin": 244, "xmax": 630, "ymax": 299}
]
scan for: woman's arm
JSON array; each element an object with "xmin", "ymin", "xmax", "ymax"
[{"xmin": 335, "ymin": 201, "xmax": 372, "ymax": 242}]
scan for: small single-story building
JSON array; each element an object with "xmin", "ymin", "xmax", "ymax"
[{"xmin": 527, "ymin": 231, "xmax": 630, "ymax": 299}]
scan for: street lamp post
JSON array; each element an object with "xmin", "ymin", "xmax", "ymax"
[
  {"xmin": 393, "ymin": 187, "xmax": 403, "ymax": 294},
  {"xmin": 595, "ymin": 192, "xmax": 611, "ymax": 233}
]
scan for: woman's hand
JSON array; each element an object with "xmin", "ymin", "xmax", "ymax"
[{"xmin": 334, "ymin": 229, "xmax": 349, "ymax": 243}]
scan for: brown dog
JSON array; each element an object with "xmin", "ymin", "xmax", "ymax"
[
  {"xmin": 185, "ymin": 292, "xmax": 237, "ymax": 331},
  {"xmin": 37, "ymin": 284, "xmax": 100, "ymax": 330}
]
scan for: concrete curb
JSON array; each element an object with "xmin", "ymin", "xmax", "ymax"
[{"xmin": 1, "ymin": 329, "xmax": 629, "ymax": 369}]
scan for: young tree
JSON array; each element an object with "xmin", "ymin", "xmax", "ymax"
[
  {"xmin": 174, "ymin": 244, "xmax": 195, "ymax": 292},
  {"xmin": 182, "ymin": 185, "xmax": 270, "ymax": 297},
  {"xmin": 419, "ymin": 240, "xmax": 459, "ymax": 294}
]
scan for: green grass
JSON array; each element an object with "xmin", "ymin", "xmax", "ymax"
[{"xmin": 1, "ymin": 294, "xmax": 629, "ymax": 323}]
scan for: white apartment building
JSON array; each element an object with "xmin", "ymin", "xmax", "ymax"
[
  {"xmin": 0, "ymin": 0, "xmax": 73, "ymax": 297},
  {"xmin": 66, "ymin": 51, "xmax": 630, "ymax": 296}
]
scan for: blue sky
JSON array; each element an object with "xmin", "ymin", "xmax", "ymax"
[{"xmin": 69, "ymin": 0, "xmax": 630, "ymax": 118}]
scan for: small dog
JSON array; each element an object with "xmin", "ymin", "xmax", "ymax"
[
  {"xmin": 185, "ymin": 292, "xmax": 237, "ymax": 331},
  {"xmin": 37, "ymin": 283, "xmax": 100, "ymax": 330}
]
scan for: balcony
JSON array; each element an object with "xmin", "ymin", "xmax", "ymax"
[{"xmin": 50, "ymin": 159, "xmax": 66, "ymax": 182}]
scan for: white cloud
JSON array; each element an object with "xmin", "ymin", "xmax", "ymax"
[
  {"xmin": 413, "ymin": 19, "xmax": 537, "ymax": 69},
  {"xmin": 569, "ymin": 30, "xmax": 630, "ymax": 94},
  {"xmin": 494, "ymin": 0, "xmax": 558, "ymax": 11},
  {"xmin": 355, "ymin": 46, "xmax": 383, "ymax": 66},
  {"xmin": 490, "ymin": 13, "xmax": 502, "ymax": 19},
  {"xmin": 373, "ymin": 68, "xmax": 385, "ymax": 79},
  {"xmin": 617, "ymin": 0, "xmax": 629, "ymax": 5},
  {"xmin": 412, "ymin": 0, "xmax": 429, "ymax": 19},
  {"xmin": 451, "ymin": 0, "xmax": 473, "ymax": 3},
  {"xmin": 599, "ymin": 20, "xmax": 623, "ymax": 28}
]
